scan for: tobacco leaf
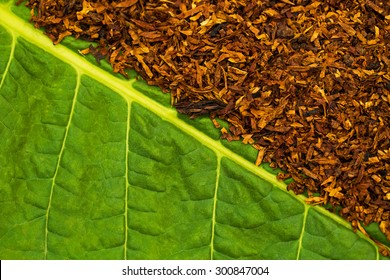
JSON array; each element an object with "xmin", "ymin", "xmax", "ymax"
[{"xmin": 0, "ymin": 1, "xmax": 389, "ymax": 259}]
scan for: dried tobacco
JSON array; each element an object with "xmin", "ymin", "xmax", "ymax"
[{"xmin": 21, "ymin": 0, "xmax": 390, "ymax": 254}]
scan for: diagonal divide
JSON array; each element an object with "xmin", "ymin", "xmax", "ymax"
[{"xmin": 0, "ymin": 3, "xmax": 386, "ymax": 259}]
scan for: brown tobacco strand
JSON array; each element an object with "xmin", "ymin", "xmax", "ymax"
[{"xmin": 21, "ymin": 0, "xmax": 390, "ymax": 254}]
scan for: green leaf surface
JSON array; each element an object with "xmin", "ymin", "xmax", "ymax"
[{"xmin": 0, "ymin": 1, "xmax": 388, "ymax": 260}]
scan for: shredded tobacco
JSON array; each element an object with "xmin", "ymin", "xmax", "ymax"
[{"xmin": 21, "ymin": 0, "xmax": 390, "ymax": 254}]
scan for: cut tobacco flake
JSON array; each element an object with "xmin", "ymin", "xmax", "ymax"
[{"xmin": 21, "ymin": 0, "xmax": 390, "ymax": 255}]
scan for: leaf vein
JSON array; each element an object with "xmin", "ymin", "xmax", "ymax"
[
  {"xmin": 43, "ymin": 72, "xmax": 81, "ymax": 259},
  {"xmin": 0, "ymin": 29, "xmax": 15, "ymax": 91},
  {"xmin": 124, "ymin": 100, "xmax": 131, "ymax": 260},
  {"xmin": 210, "ymin": 155, "xmax": 221, "ymax": 260},
  {"xmin": 296, "ymin": 204, "xmax": 309, "ymax": 260}
]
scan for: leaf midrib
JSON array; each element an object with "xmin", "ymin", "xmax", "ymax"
[{"xmin": 0, "ymin": 3, "xmax": 384, "ymax": 258}]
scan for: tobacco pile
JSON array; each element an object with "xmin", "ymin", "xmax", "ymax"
[{"xmin": 21, "ymin": 0, "xmax": 390, "ymax": 254}]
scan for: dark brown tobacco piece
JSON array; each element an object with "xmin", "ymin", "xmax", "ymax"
[{"xmin": 22, "ymin": 0, "xmax": 390, "ymax": 254}]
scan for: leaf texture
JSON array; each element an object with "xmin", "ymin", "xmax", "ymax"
[{"xmin": 0, "ymin": 1, "xmax": 388, "ymax": 260}]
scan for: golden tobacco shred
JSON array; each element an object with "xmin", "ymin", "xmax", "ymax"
[{"xmin": 22, "ymin": 0, "xmax": 390, "ymax": 255}]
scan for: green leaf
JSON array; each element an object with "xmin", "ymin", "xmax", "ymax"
[{"xmin": 0, "ymin": 1, "xmax": 388, "ymax": 260}]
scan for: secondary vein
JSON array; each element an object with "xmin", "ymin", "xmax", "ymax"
[
  {"xmin": 123, "ymin": 100, "xmax": 132, "ymax": 260},
  {"xmin": 210, "ymin": 155, "xmax": 221, "ymax": 260},
  {"xmin": 43, "ymin": 72, "xmax": 81, "ymax": 259},
  {"xmin": 0, "ymin": 28, "xmax": 15, "ymax": 91},
  {"xmin": 296, "ymin": 204, "xmax": 309, "ymax": 260}
]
